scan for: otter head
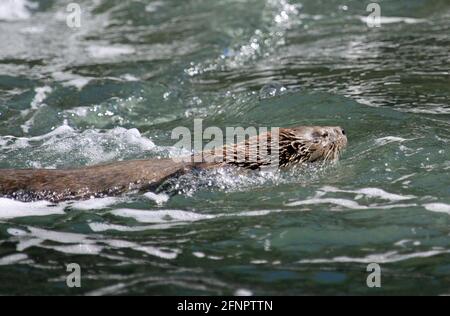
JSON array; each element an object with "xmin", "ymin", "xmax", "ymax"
[{"xmin": 278, "ymin": 126, "xmax": 347, "ymax": 167}]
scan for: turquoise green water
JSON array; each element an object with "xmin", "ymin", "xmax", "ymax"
[{"xmin": 0, "ymin": 0, "xmax": 449, "ymax": 295}]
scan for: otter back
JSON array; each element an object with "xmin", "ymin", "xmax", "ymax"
[{"xmin": 0, "ymin": 159, "xmax": 191, "ymax": 202}]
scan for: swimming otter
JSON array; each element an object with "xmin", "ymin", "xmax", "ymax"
[{"xmin": 0, "ymin": 126, "xmax": 347, "ymax": 202}]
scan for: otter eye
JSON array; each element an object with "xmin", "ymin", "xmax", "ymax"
[
  {"xmin": 341, "ymin": 129, "xmax": 346, "ymax": 135},
  {"xmin": 321, "ymin": 132, "xmax": 328, "ymax": 138}
]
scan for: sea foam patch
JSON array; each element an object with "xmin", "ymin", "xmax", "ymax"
[
  {"xmin": 89, "ymin": 209, "xmax": 280, "ymax": 233},
  {"xmin": 52, "ymin": 71, "xmax": 92, "ymax": 90},
  {"xmin": 0, "ymin": 198, "xmax": 65, "ymax": 219},
  {"xmin": 0, "ymin": 253, "xmax": 28, "ymax": 266},
  {"xmin": 86, "ymin": 45, "xmax": 136, "ymax": 59},
  {"xmin": 0, "ymin": 0, "xmax": 36, "ymax": 21},
  {"xmin": 7, "ymin": 226, "xmax": 181, "ymax": 259},
  {"xmin": 286, "ymin": 198, "xmax": 417, "ymax": 211},
  {"xmin": 143, "ymin": 192, "xmax": 170, "ymax": 205},
  {"xmin": 70, "ymin": 197, "xmax": 120, "ymax": 211},
  {"xmin": 286, "ymin": 198, "xmax": 364, "ymax": 210},
  {"xmin": 88, "ymin": 222, "xmax": 183, "ymax": 232},
  {"xmin": 374, "ymin": 136, "xmax": 412, "ymax": 146},
  {"xmin": 298, "ymin": 249, "xmax": 450, "ymax": 264},
  {"xmin": 424, "ymin": 203, "xmax": 450, "ymax": 215},
  {"xmin": 360, "ymin": 16, "xmax": 426, "ymax": 25},
  {"xmin": 320, "ymin": 186, "xmax": 415, "ymax": 201},
  {"xmin": 21, "ymin": 86, "xmax": 53, "ymax": 133},
  {"xmin": 109, "ymin": 208, "xmax": 284, "ymax": 229},
  {"xmin": 110, "ymin": 209, "xmax": 215, "ymax": 223},
  {"xmin": 0, "ymin": 125, "xmax": 157, "ymax": 168},
  {"xmin": 286, "ymin": 185, "xmax": 418, "ymax": 211}
]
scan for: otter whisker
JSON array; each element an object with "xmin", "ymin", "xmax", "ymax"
[{"xmin": 324, "ymin": 145, "xmax": 333, "ymax": 162}]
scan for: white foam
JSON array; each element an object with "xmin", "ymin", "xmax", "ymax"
[
  {"xmin": 20, "ymin": 86, "xmax": 53, "ymax": 133},
  {"xmin": 43, "ymin": 244, "xmax": 103, "ymax": 255},
  {"xmin": 110, "ymin": 208, "xmax": 284, "ymax": 225},
  {"xmin": 0, "ymin": 199, "xmax": 65, "ymax": 219},
  {"xmin": 30, "ymin": 86, "xmax": 52, "ymax": 111},
  {"xmin": 135, "ymin": 246, "xmax": 179, "ymax": 259},
  {"xmin": 235, "ymin": 210, "xmax": 279, "ymax": 217},
  {"xmin": 0, "ymin": 125, "xmax": 156, "ymax": 167},
  {"xmin": 20, "ymin": 25, "xmax": 45, "ymax": 34},
  {"xmin": 375, "ymin": 136, "xmax": 411, "ymax": 146},
  {"xmin": 27, "ymin": 227, "xmax": 88, "ymax": 244},
  {"xmin": 251, "ymin": 260, "xmax": 268, "ymax": 264},
  {"xmin": 355, "ymin": 188, "xmax": 414, "ymax": 201},
  {"xmin": 405, "ymin": 107, "xmax": 450, "ymax": 115},
  {"xmin": 65, "ymin": 77, "xmax": 91, "ymax": 89},
  {"xmin": 110, "ymin": 209, "xmax": 215, "ymax": 223},
  {"xmin": 235, "ymin": 289, "xmax": 253, "ymax": 296},
  {"xmin": 102, "ymin": 239, "xmax": 179, "ymax": 259},
  {"xmin": 395, "ymin": 239, "xmax": 421, "ymax": 248},
  {"xmin": 7, "ymin": 228, "xmax": 28, "ymax": 237},
  {"xmin": 7, "ymin": 226, "xmax": 180, "ymax": 259},
  {"xmin": 86, "ymin": 283, "xmax": 127, "ymax": 296},
  {"xmin": 392, "ymin": 174, "xmax": 416, "ymax": 184},
  {"xmin": 121, "ymin": 74, "xmax": 139, "ymax": 82},
  {"xmin": 145, "ymin": 1, "xmax": 164, "ymax": 13},
  {"xmin": 66, "ymin": 106, "xmax": 89, "ymax": 117},
  {"xmin": 70, "ymin": 197, "xmax": 119, "ymax": 211},
  {"xmin": 86, "ymin": 45, "xmax": 135, "ymax": 59},
  {"xmin": 286, "ymin": 198, "xmax": 364, "ymax": 210},
  {"xmin": 8, "ymin": 227, "xmax": 94, "ymax": 254},
  {"xmin": 321, "ymin": 186, "xmax": 415, "ymax": 201},
  {"xmin": 298, "ymin": 249, "xmax": 450, "ymax": 264},
  {"xmin": 52, "ymin": 71, "xmax": 92, "ymax": 90},
  {"xmin": 0, "ymin": 253, "xmax": 28, "ymax": 266},
  {"xmin": 424, "ymin": 203, "xmax": 450, "ymax": 215},
  {"xmin": 16, "ymin": 238, "xmax": 43, "ymax": 252},
  {"xmin": 108, "ymin": 128, "xmax": 156, "ymax": 151},
  {"xmin": 0, "ymin": 0, "xmax": 36, "ymax": 21},
  {"xmin": 360, "ymin": 16, "xmax": 426, "ymax": 25},
  {"xmin": 286, "ymin": 189, "xmax": 417, "ymax": 211},
  {"xmin": 143, "ymin": 192, "xmax": 170, "ymax": 205},
  {"xmin": 374, "ymin": 203, "xmax": 417, "ymax": 210},
  {"xmin": 2, "ymin": 124, "xmax": 75, "ymax": 149},
  {"xmin": 88, "ymin": 222, "xmax": 182, "ymax": 232},
  {"xmin": 99, "ymin": 208, "xmax": 281, "ymax": 234}
]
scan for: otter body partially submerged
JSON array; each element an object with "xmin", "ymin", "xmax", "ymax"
[
  {"xmin": 0, "ymin": 126, "xmax": 347, "ymax": 202},
  {"xmin": 0, "ymin": 159, "xmax": 192, "ymax": 202}
]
